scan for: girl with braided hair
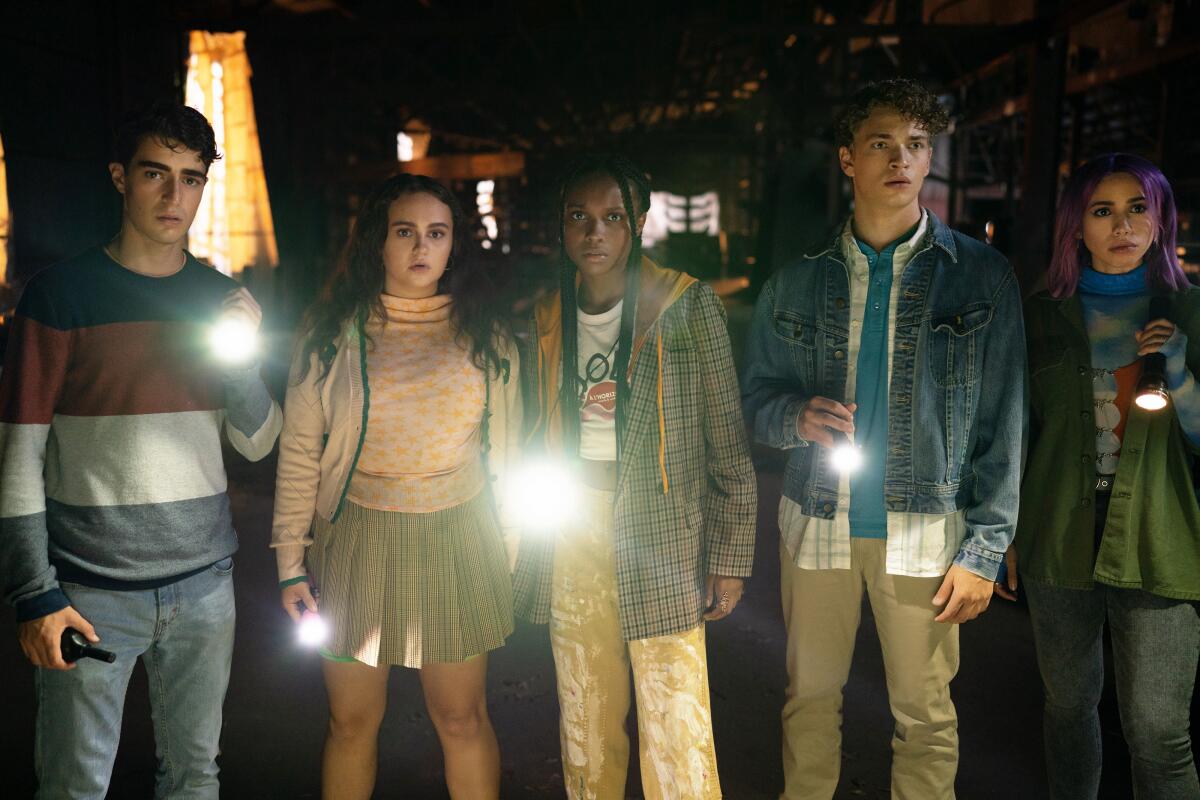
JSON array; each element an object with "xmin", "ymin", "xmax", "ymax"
[{"xmin": 513, "ymin": 155, "xmax": 757, "ymax": 798}]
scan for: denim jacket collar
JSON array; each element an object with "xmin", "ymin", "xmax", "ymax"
[{"xmin": 803, "ymin": 208, "xmax": 959, "ymax": 265}]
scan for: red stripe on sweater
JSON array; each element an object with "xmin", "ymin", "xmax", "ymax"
[
  {"xmin": 57, "ymin": 321, "xmax": 225, "ymax": 417},
  {"xmin": 0, "ymin": 317, "xmax": 71, "ymax": 424}
]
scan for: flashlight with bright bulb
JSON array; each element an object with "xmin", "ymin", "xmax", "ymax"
[
  {"xmin": 505, "ymin": 459, "xmax": 581, "ymax": 533},
  {"xmin": 829, "ymin": 430, "xmax": 863, "ymax": 473},
  {"xmin": 297, "ymin": 609, "xmax": 328, "ymax": 647},
  {"xmin": 209, "ymin": 316, "xmax": 260, "ymax": 365},
  {"xmin": 1134, "ymin": 296, "xmax": 1172, "ymax": 412}
]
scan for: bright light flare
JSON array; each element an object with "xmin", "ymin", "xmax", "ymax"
[
  {"xmin": 298, "ymin": 610, "xmax": 328, "ymax": 647},
  {"xmin": 831, "ymin": 443, "xmax": 863, "ymax": 473},
  {"xmin": 829, "ymin": 430, "xmax": 863, "ymax": 473},
  {"xmin": 210, "ymin": 317, "xmax": 259, "ymax": 364},
  {"xmin": 1135, "ymin": 388, "xmax": 1168, "ymax": 411},
  {"xmin": 506, "ymin": 460, "xmax": 580, "ymax": 532}
]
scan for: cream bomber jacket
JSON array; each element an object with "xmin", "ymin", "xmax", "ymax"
[{"xmin": 271, "ymin": 317, "xmax": 522, "ymax": 581}]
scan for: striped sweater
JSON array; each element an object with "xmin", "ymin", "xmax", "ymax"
[{"xmin": 0, "ymin": 247, "xmax": 282, "ymax": 622}]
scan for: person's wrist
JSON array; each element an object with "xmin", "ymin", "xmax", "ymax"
[{"xmin": 278, "ymin": 575, "xmax": 308, "ymax": 590}]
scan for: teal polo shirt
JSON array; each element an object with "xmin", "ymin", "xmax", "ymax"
[{"xmin": 849, "ymin": 224, "xmax": 919, "ymax": 539}]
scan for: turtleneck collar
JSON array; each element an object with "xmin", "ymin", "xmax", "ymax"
[
  {"xmin": 1077, "ymin": 264, "xmax": 1148, "ymax": 297},
  {"xmin": 378, "ymin": 293, "xmax": 452, "ymax": 324}
]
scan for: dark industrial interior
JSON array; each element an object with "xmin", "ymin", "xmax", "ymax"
[{"xmin": 2, "ymin": 1, "xmax": 1199, "ymax": 797}]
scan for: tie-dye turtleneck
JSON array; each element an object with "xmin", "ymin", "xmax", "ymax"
[{"xmin": 1078, "ymin": 266, "xmax": 1200, "ymax": 475}]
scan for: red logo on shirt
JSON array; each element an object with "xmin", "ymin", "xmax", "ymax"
[{"xmin": 581, "ymin": 380, "xmax": 616, "ymax": 422}]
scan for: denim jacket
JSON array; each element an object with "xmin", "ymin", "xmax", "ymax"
[{"xmin": 741, "ymin": 211, "xmax": 1028, "ymax": 577}]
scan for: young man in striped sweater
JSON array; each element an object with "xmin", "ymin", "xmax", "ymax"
[{"xmin": 0, "ymin": 102, "xmax": 281, "ymax": 798}]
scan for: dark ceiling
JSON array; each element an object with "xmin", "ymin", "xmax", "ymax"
[{"xmin": 160, "ymin": 0, "xmax": 1100, "ymax": 157}]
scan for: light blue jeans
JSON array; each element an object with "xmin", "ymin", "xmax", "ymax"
[{"xmin": 34, "ymin": 557, "xmax": 236, "ymax": 800}]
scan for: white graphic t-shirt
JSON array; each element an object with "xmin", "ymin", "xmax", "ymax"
[{"xmin": 577, "ymin": 300, "xmax": 622, "ymax": 461}]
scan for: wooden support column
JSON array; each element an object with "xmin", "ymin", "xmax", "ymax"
[{"xmin": 1012, "ymin": 28, "xmax": 1067, "ymax": 292}]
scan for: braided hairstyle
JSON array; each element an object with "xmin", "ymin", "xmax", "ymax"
[{"xmin": 556, "ymin": 154, "xmax": 652, "ymax": 460}]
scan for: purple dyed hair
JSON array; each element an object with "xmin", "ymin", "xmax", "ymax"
[{"xmin": 1047, "ymin": 153, "xmax": 1187, "ymax": 299}]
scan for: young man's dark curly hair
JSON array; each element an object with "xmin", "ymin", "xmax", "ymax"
[
  {"xmin": 112, "ymin": 101, "xmax": 222, "ymax": 170},
  {"xmin": 834, "ymin": 78, "xmax": 949, "ymax": 151}
]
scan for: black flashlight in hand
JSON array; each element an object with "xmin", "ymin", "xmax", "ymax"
[
  {"xmin": 1135, "ymin": 296, "xmax": 1172, "ymax": 412},
  {"xmin": 60, "ymin": 628, "xmax": 115, "ymax": 664}
]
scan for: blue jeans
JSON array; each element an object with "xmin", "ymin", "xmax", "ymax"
[
  {"xmin": 1025, "ymin": 573, "xmax": 1200, "ymax": 800},
  {"xmin": 34, "ymin": 558, "xmax": 236, "ymax": 800}
]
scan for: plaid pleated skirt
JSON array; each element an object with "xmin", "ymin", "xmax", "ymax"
[{"xmin": 307, "ymin": 491, "xmax": 514, "ymax": 669}]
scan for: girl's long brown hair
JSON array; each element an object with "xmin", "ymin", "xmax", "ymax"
[{"xmin": 297, "ymin": 173, "xmax": 505, "ymax": 381}]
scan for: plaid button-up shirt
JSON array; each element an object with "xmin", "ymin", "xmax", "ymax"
[{"xmin": 513, "ymin": 260, "xmax": 757, "ymax": 642}]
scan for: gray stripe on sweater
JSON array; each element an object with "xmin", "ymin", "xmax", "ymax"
[
  {"xmin": 0, "ymin": 511, "xmax": 57, "ymax": 607},
  {"xmin": 44, "ymin": 493, "xmax": 237, "ymax": 581}
]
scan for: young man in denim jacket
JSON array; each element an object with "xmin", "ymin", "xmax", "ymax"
[{"xmin": 742, "ymin": 79, "xmax": 1027, "ymax": 799}]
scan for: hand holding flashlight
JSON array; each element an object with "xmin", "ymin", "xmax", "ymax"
[
  {"xmin": 281, "ymin": 579, "xmax": 329, "ymax": 647},
  {"xmin": 210, "ymin": 288, "xmax": 263, "ymax": 365},
  {"xmin": 1134, "ymin": 305, "xmax": 1177, "ymax": 411},
  {"xmin": 281, "ymin": 579, "xmax": 318, "ymax": 623},
  {"xmin": 797, "ymin": 397, "xmax": 857, "ymax": 448},
  {"xmin": 1135, "ymin": 317, "xmax": 1177, "ymax": 358}
]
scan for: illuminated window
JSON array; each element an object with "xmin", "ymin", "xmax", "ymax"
[
  {"xmin": 476, "ymin": 179, "xmax": 498, "ymax": 250},
  {"xmin": 396, "ymin": 121, "xmax": 431, "ymax": 162},
  {"xmin": 0, "ymin": 134, "xmax": 9, "ymax": 285},
  {"xmin": 642, "ymin": 191, "xmax": 721, "ymax": 248},
  {"xmin": 397, "ymin": 133, "xmax": 415, "ymax": 162},
  {"xmin": 185, "ymin": 31, "xmax": 278, "ymax": 278}
]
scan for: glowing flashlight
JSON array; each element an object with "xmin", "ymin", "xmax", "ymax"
[
  {"xmin": 506, "ymin": 460, "xmax": 581, "ymax": 532},
  {"xmin": 1136, "ymin": 295, "xmax": 1172, "ymax": 412},
  {"xmin": 297, "ymin": 609, "xmax": 328, "ymax": 647},
  {"xmin": 830, "ymin": 430, "xmax": 863, "ymax": 473},
  {"xmin": 209, "ymin": 317, "xmax": 259, "ymax": 364},
  {"xmin": 1134, "ymin": 378, "xmax": 1168, "ymax": 411}
]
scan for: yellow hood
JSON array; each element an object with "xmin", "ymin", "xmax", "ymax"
[{"xmin": 530, "ymin": 256, "xmax": 696, "ymax": 492}]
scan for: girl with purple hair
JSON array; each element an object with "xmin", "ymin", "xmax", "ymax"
[{"xmin": 1007, "ymin": 153, "xmax": 1200, "ymax": 799}]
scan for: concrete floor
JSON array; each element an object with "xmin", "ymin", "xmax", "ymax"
[{"xmin": 0, "ymin": 451, "xmax": 1191, "ymax": 799}]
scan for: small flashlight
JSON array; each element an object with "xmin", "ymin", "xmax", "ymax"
[
  {"xmin": 297, "ymin": 609, "xmax": 328, "ymax": 647},
  {"xmin": 1134, "ymin": 378, "xmax": 1169, "ymax": 411},
  {"xmin": 506, "ymin": 460, "xmax": 581, "ymax": 532},
  {"xmin": 1135, "ymin": 295, "xmax": 1171, "ymax": 412},
  {"xmin": 830, "ymin": 430, "xmax": 863, "ymax": 473},
  {"xmin": 209, "ymin": 316, "xmax": 259, "ymax": 364}
]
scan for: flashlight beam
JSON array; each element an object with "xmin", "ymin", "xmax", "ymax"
[{"xmin": 210, "ymin": 317, "xmax": 260, "ymax": 364}]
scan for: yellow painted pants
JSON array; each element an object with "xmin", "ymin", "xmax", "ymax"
[{"xmin": 549, "ymin": 487, "xmax": 722, "ymax": 800}]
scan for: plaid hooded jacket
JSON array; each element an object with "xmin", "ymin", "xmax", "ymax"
[{"xmin": 512, "ymin": 257, "xmax": 757, "ymax": 641}]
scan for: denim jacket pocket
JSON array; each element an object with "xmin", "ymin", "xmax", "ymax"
[
  {"xmin": 927, "ymin": 303, "xmax": 994, "ymax": 387},
  {"xmin": 771, "ymin": 310, "xmax": 816, "ymax": 383}
]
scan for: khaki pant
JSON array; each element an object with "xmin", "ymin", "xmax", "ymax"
[
  {"xmin": 780, "ymin": 538, "xmax": 959, "ymax": 800},
  {"xmin": 550, "ymin": 487, "xmax": 721, "ymax": 800}
]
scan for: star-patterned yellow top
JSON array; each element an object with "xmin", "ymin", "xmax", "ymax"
[{"xmin": 346, "ymin": 293, "xmax": 486, "ymax": 513}]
